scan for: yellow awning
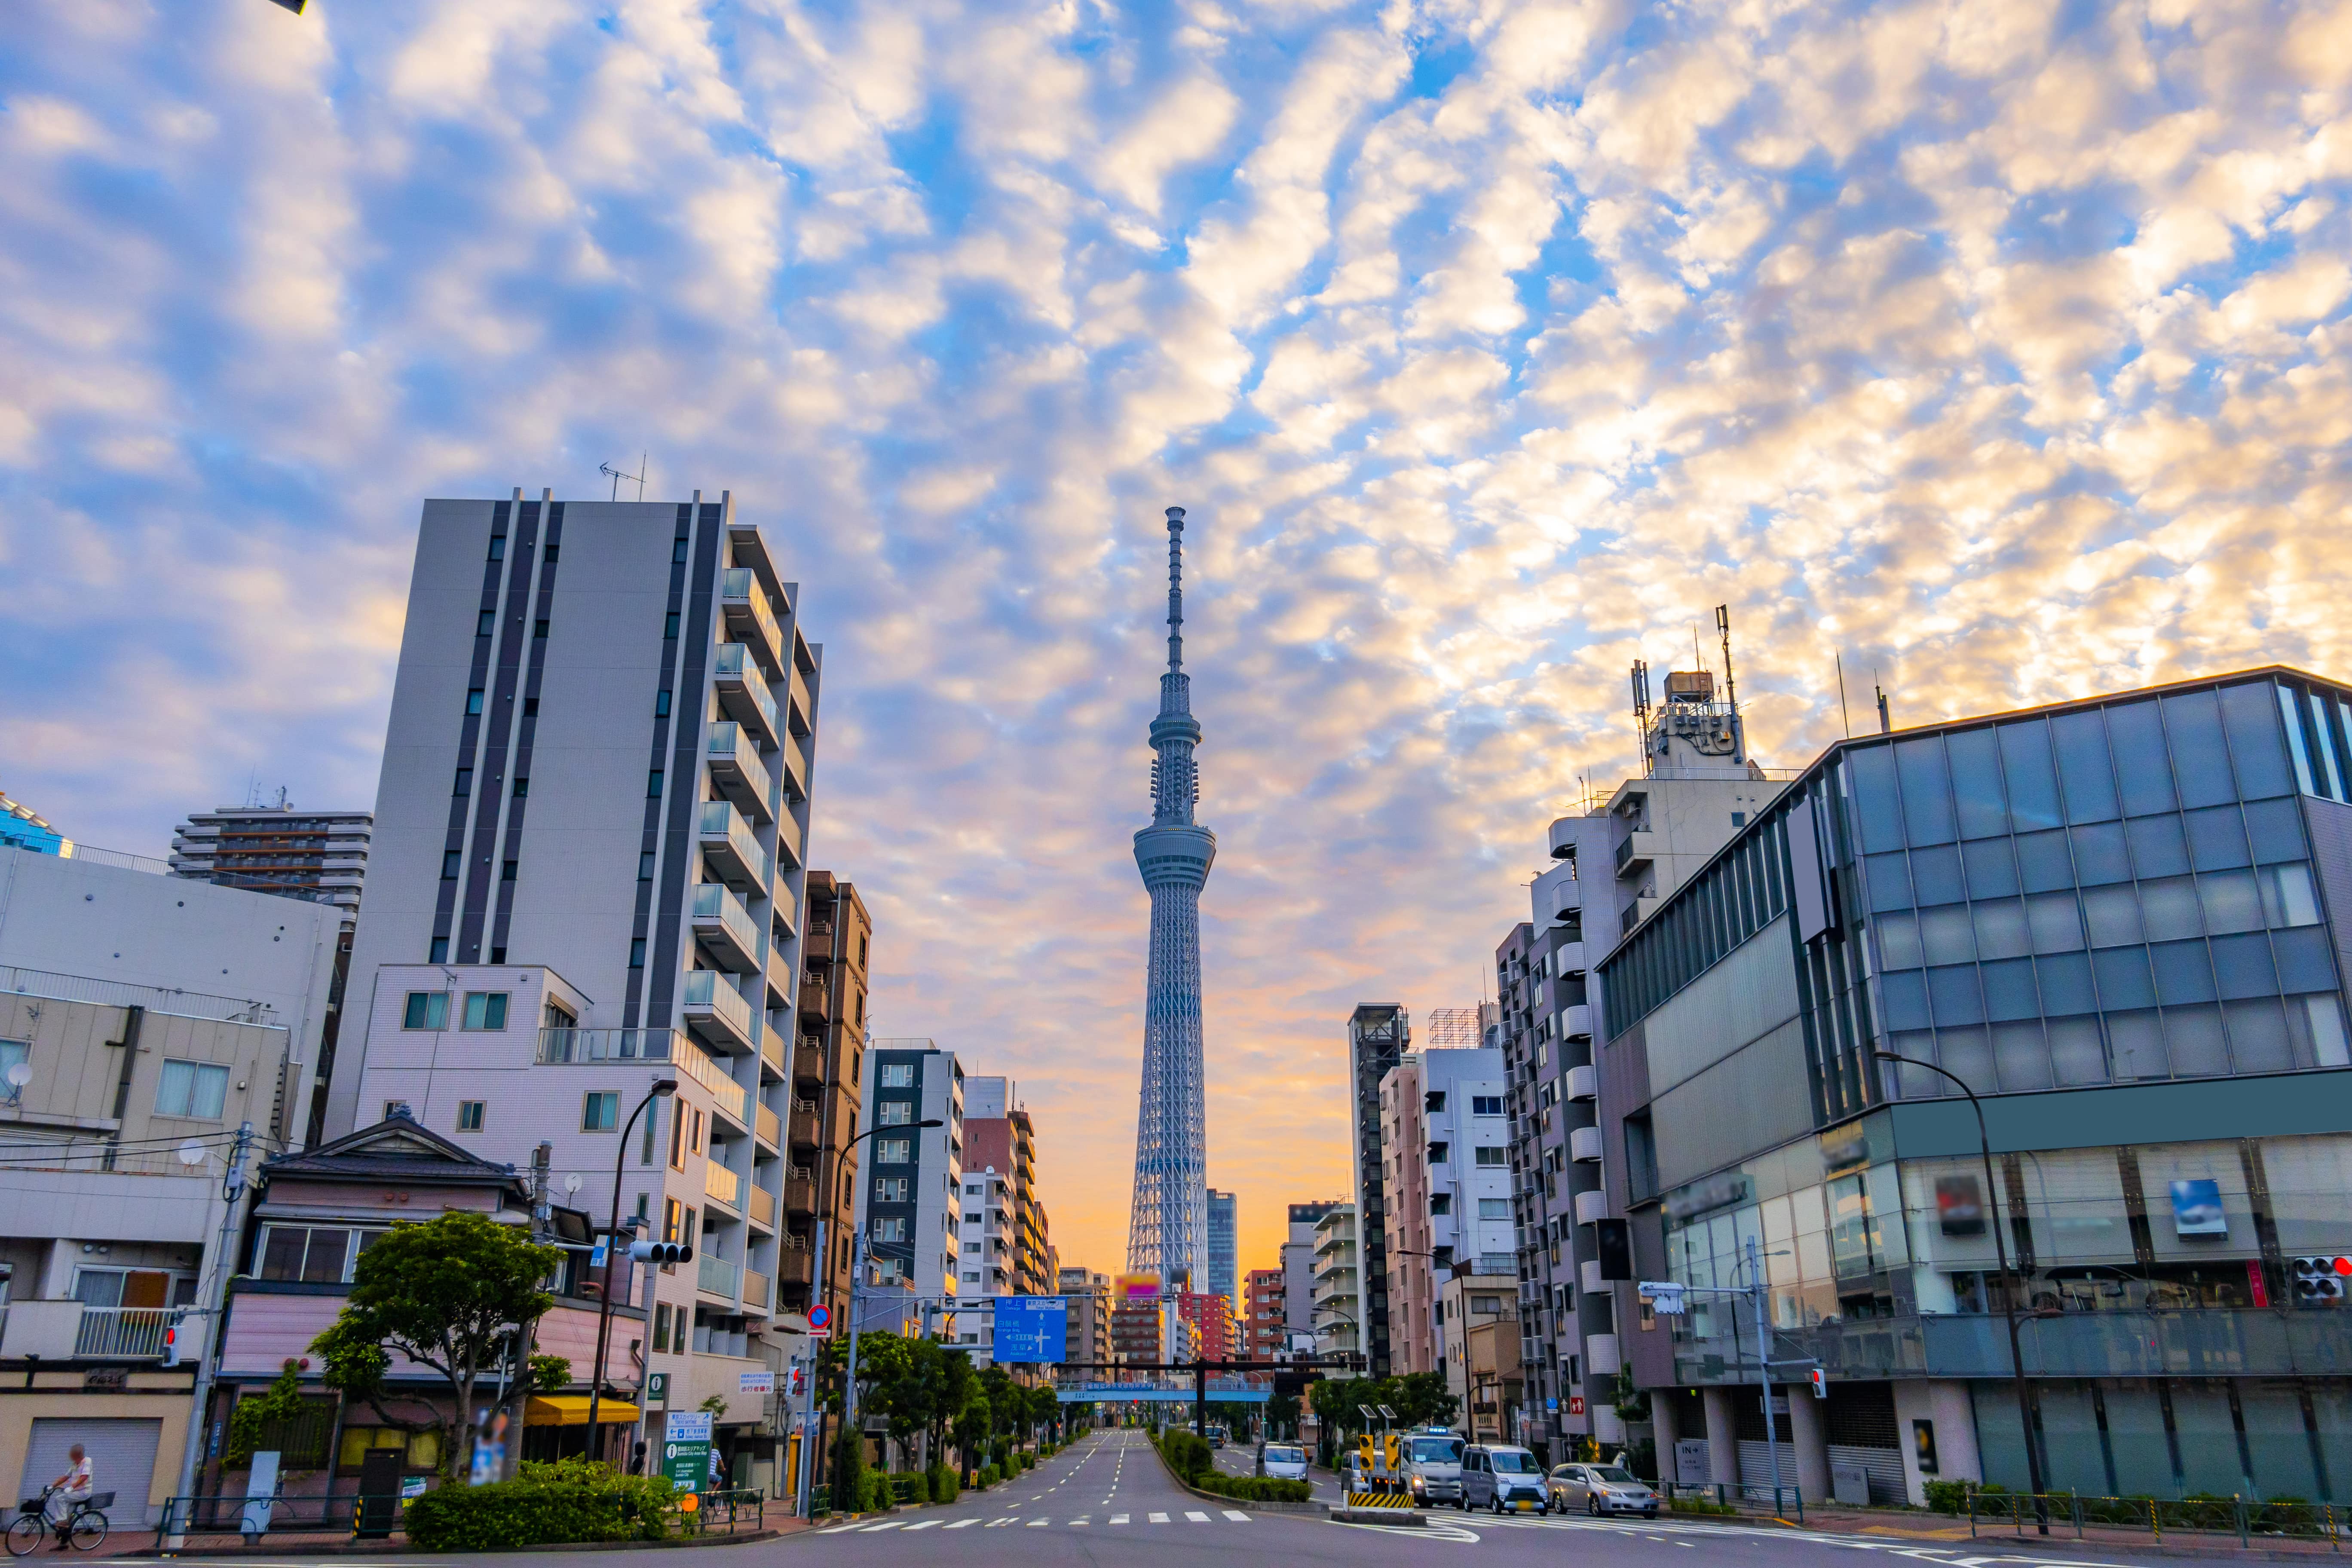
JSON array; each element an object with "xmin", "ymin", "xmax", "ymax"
[{"xmin": 527, "ymin": 1396, "xmax": 641, "ymax": 1426}]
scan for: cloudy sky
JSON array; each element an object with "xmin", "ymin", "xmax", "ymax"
[{"xmin": 6, "ymin": 0, "xmax": 2351, "ymax": 1277}]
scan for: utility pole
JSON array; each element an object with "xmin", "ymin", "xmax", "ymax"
[
  {"xmin": 1746, "ymin": 1236, "xmax": 1782, "ymax": 1513},
  {"xmin": 164, "ymin": 1121, "xmax": 254, "ymax": 1548}
]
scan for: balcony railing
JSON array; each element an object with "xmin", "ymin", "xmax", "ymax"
[
  {"xmin": 742, "ymin": 1268, "xmax": 771, "ymax": 1310},
  {"xmin": 786, "ymin": 661, "xmax": 814, "ymax": 737},
  {"xmin": 711, "ymin": 643, "xmax": 782, "ymax": 747},
  {"xmin": 75, "ymin": 1307, "xmax": 181, "ymax": 1359},
  {"xmin": 538, "ymin": 1028, "xmax": 676, "ymax": 1065},
  {"xmin": 706, "ymin": 723, "xmax": 774, "ymax": 824},
  {"xmin": 778, "ymin": 735, "xmax": 810, "ymax": 804},
  {"xmin": 704, "ymin": 1161, "xmax": 742, "ymax": 1208},
  {"xmin": 690, "ymin": 883, "xmax": 764, "ymax": 973},
  {"xmin": 680, "ymin": 968, "xmax": 756, "ymax": 1058},
  {"xmin": 772, "ymin": 806, "xmax": 803, "ymax": 870},
  {"xmin": 696, "ymin": 801, "xmax": 771, "ymax": 892},
  {"xmin": 667, "ymin": 1032, "xmax": 749, "ymax": 1124},
  {"xmin": 756, "ymin": 1102, "xmax": 781, "ymax": 1150},
  {"xmin": 721, "ymin": 569, "xmax": 784, "ymax": 670},
  {"xmin": 769, "ymin": 876, "xmax": 798, "ymax": 941},
  {"xmin": 747, "ymin": 1184, "xmax": 777, "ymax": 1228},
  {"xmin": 697, "ymin": 1252, "xmax": 740, "ymax": 1298}
]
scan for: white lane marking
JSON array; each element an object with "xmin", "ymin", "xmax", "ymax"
[
  {"xmin": 859, "ymin": 1520, "xmax": 902, "ymax": 1531},
  {"xmin": 943, "ymin": 1519, "xmax": 978, "ymax": 1529},
  {"xmin": 1071, "ymin": 1518, "xmax": 1090, "ymax": 1525},
  {"xmin": 901, "ymin": 1519, "xmax": 941, "ymax": 1531},
  {"xmin": 1111, "ymin": 1513, "xmax": 1130, "ymax": 1524},
  {"xmin": 1223, "ymin": 1510, "xmax": 1251, "ymax": 1521},
  {"xmin": 1027, "ymin": 1518, "xmax": 1050, "ymax": 1527},
  {"xmin": 1149, "ymin": 1510, "xmax": 1171, "ymax": 1523},
  {"xmin": 1185, "ymin": 1510, "xmax": 1211, "ymax": 1522}
]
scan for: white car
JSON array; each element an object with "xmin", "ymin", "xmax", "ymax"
[
  {"xmin": 1257, "ymin": 1443, "xmax": 1310, "ymax": 1481},
  {"xmin": 1548, "ymin": 1462, "xmax": 1661, "ymax": 1517},
  {"xmin": 1459, "ymin": 1444, "xmax": 1549, "ymax": 1513}
]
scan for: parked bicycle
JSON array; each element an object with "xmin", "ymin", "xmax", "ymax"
[{"xmin": 6, "ymin": 1488, "xmax": 111, "ymax": 1555}]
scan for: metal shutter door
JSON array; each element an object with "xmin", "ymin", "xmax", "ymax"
[{"xmin": 19, "ymin": 1418, "xmax": 164, "ymax": 1526}]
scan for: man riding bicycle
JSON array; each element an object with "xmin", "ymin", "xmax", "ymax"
[{"xmin": 42, "ymin": 1450, "xmax": 90, "ymax": 1538}]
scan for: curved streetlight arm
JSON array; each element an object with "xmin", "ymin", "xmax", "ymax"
[
  {"xmin": 1871, "ymin": 1049, "xmax": 2049, "ymax": 1521},
  {"xmin": 586, "ymin": 1080, "xmax": 677, "ymax": 1443}
]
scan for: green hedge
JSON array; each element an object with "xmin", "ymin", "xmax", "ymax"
[
  {"xmin": 1187, "ymin": 1471, "xmax": 1312, "ymax": 1504},
  {"xmin": 404, "ymin": 1460, "xmax": 675, "ymax": 1552},
  {"xmin": 927, "ymin": 1466, "xmax": 960, "ymax": 1505}
]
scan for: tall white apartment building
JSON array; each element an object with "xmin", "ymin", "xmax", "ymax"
[
  {"xmin": 329, "ymin": 490, "xmax": 820, "ymax": 1467},
  {"xmin": 1380, "ymin": 1045, "xmax": 1513, "ymax": 1376}
]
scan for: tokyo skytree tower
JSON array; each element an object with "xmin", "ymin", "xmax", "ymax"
[{"xmin": 1126, "ymin": 506, "xmax": 1215, "ymax": 1286}]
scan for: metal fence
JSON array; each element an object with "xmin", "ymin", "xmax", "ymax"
[
  {"xmin": 1968, "ymin": 1490, "xmax": 2347, "ymax": 1549},
  {"xmin": 74, "ymin": 1307, "xmax": 180, "ymax": 1358}
]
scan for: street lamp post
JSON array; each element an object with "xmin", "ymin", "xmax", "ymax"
[
  {"xmin": 1872, "ymin": 1050, "xmax": 2048, "ymax": 1531},
  {"xmin": 587, "ymin": 1080, "xmax": 678, "ymax": 1446}
]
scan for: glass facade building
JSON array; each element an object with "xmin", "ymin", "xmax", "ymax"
[{"xmin": 1595, "ymin": 669, "xmax": 2352, "ymax": 1505}]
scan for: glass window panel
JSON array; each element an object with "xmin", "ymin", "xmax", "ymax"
[
  {"xmin": 1972, "ymin": 897, "xmax": 2031, "ymax": 959},
  {"xmin": 1934, "ymin": 1025, "xmax": 1993, "ymax": 1094},
  {"xmin": 2278, "ymin": 687, "xmax": 2319, "ymax": 794},
  {"xmin": 2220, "ymin": 682, "xmax": 2294, "ymax": 798},
  {"xmin": 2151, "ymin": 938, "xmax": 2217, "ymax": 1003},
  {"xmin": 2026, "ymin": 891, "xmax": 2086, "ymax": 953},
  {"xmin": 1998, "ymin": 720, "xmax": 2064, "ymax": 831},
  {"xmin": 1848, "ymin": 745, "xmax": 1906, "ymax": 854},
  {"xmin": 1880, "ymin": 970, "xmax": 1931, "ymax": 1030},
  {"xmin": 300, "ymin": 1229, "xmax": 351, "ymax": 1284},
  {"xmin": 2015, "ymin": 830, "xmax": 2075, "ymax": 892},
  {"xmin": 2048, "ymin": 1016, "xmax": 2108, "ymax": 1083},
  {"xmin": 260, "ymin": 1228, "xmax": 307, "ymax": 1282},
  {"xmin": 2034, "ymin": 1383, "xmax": 2111, "ymax": 1497},
  {"xmin": 2070, "ymin": 821, "xmax": 2130, "ymax": 884},
  {"xmin": 1911, "ymin": 845, "xmax": 1964, "ymax": 906},
  {"xmin": 2310, "ymin": 692, "xmax": 2347, "ymax": 800},
  {"xmin": 1895, "ymin": 737, "xmax": 1957, "ymax": 845},
  {"xmin": 2082, "ymin": 885, "xmax": 2144, "ymax": 947},
  {"xmin": 1947, "ymin": 728, "xmax": 2008, "ymax": 838},
  {"xmin": 2164, "ymin": 689, "xmax": 2237, "ymax": 807},
  {"xmin": 1981, "ymin": 957, "xmax": 2040, "ymax": 1020},
  {"xmin": 1962, "ymin": 837, "xmax": 2020, "ymax": 900},
  {"xmin": 1864, "ymin": 851, "xmax": 1913, "ymax": 912},
  {"xmin": 2242, "ymin": 1380, "xmax": 2323, "ymax": 1502},
  {"xmin": 2105, "ymin": 700, "xmax": 2178, "ymax": 816},
  {"xmin": 2209, "ymin": 931, "xmax": 2279, "ymax": 998},
  {"xmin": 2271, "ymin": 925, "xmax": 2338, "ymax": 992},
  {"xmin": 2163, "ymin": 1003, "xmax": 2230, "ymax": 1075},
  {"xmin": 2125, "ymin": 814, "xmax": 2190, "ymax": 879},
  {"xmin": 2106, "ymin": 1009, "xmax": 2168, "ymax": 1078},
  {"xmin": 2052, "ymin": 710, "xmax": 2121, "ymax": 823},
  {"xmin": 2170, "ymin": 1382, "xmax": 2245, "ymax": 1495},
  {"xmin": 2197, "ymin": 868, "xmax": 2263, "ymax": 934},
  {"xmin": 2259, "ymin": 861, "xmax": 2322, "ymax": 926},
  {"xmin": 1927, "ymin": 965, "xmax": 1984, "ymax": 1025},
  {"xmin": 2101, "ymin": 1381, "xmax": 2177, "ymax": 1498},
  {"xmin": 1875, "ymin": 912, "xmax": 1923, "ymax": 971},
  {"xmin": 2185, "ymin": 804, "xmax": 2252, "ymax": 870},
  {"xmin": 2036, "ymin": 952, "xmax": 2097, "ymax": 1014},
  {"xmin": 2242, "ymin": 796, "xmax": 2306, "ymax": 863},
  {"xmin": 2224, "ymin": 997, "xmax": 2294, "ymax": 1072},
  {"xmin": 2092, "ymin": 946, "xmax": 2156, "ymax": 1008},
  {"xmin": 2018, "ymin": 1147, "xmax": 2133, "ymax": 1264},
  {"xmin": 1886, "ymin": 1030, "xmax": 1946, "ymax": 1097},
  {"xmin": 2286, "ymin": 993, "xmax": 2349, "ymax": 1068},
  {"xmin": 1919, "ymin": 906, "xmax": 1975, "ymax": 965},
  {"xmin": 2138, "ymin": 876, "xmax": 2203, "ymax": 941}
]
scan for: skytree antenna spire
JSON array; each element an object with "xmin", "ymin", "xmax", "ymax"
[{"xmin": 1127, "ymin": 505, "xmax": 1215, "ymax": 1289}]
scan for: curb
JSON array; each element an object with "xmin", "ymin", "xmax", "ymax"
[
  {"xmin": 1329, "ymin": 1508, "xmax": 1428, "ymax": 1527},
  {"xmin": 147, "ymin": 1528, "xmax": 783, "ymax": 1559}
]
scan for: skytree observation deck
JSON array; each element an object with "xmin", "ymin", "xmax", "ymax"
[{"xmin": 1127, "ymin": 506, "xmax": 1214, "ymax": 1287}]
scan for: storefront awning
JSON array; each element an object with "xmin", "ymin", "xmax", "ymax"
[{"xmin": 527, "ymin": 1396, "xmax": 641, "ymax": 1426}]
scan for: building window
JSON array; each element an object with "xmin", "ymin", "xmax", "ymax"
[
  {"xmin": 441, "ymin": 851, "xmax": 461, "ymax": 879},
  {"xmin": 1478, "ymin": 1253, "xmax": 1513, "ymax": 1275},
  {"xmin": 402, "ymin": 992, "xmax": 450, "ymax": 1030},
  {"xmin": 466, "ymin": 689, "xmax": 484, "ymax": 715},
  {"xmin": 879, "ymin": 1063, "xmax": 913, "ymax": 1088},
  {"xmin": 1430, "ymin": 1194, "xmax": 1452, "ymax": 1216},
  {"xmin": 663, "ymin": 1197, "xmax": 684, "ymax": 1243},
  {"xmin": 155, "ymin": 1060, "xmax": 230, "ymax": 1120},
  {"xmin": 1479, "ymin": 1198, "xmax": 1511, "ymax": 1219},
  {"xmin": 875, "ymin": 1257, "xmax": 905, "ymax": 1282},
  {"xmin": 429, "ymin": 938, "xmax": 449, "ymax": 963},
  {"xmin": 639, "ymin": 851, "xmax": 655, "ymax": 880},
  {"xmin": 533, "ymin": 618, "xmax": 550, "ymax": 638},
  {"xmin": 1427, "ymin": 1141, "xmax": 1449, "ymax": 1164},
  {"xmin": 1474, "ymin": 1146, "xmax": 1507, "ymax": 1167},
  {"xmin": 653, "ymin": 1303, "xmax": 673, "ymax": 1352},
  {"xmin": 512, "ymin": 777, "xmax": 529, "ymax": 798},
  {"xmin": 457, "ymin": 1100, "xmax": 485, "ymax": 1132},
  {"xmin": 462, "ymin": 992, "xmax": 509, "ymax": 1030},
  {"xmin": 876, "ymin": 1138, "xmax": 911, "ymax": 1164},
  {"xmin": 689, "ymin": 1108, "xmax": 705, "ymax": 1156},
  {"xmin": 1472, "ymin": 1095, "xmax": 1504, "ymax": 1116},
  {"xmin": 876, "ymin": 1177, "xmax": 908, "ymax": 1202},
  {"xmin": 672, "ymin": 539, "xmax": 689, "ymax": 565},
  {"xmin": 259, "ymin": 1225, "xmax": 379, "ymax": 1283},
  {"xmin": 582, "ymin": 1091, "xmax": 620, "ymax": 1131},
  {"xmin": 872, "ymin": 1217, "xmax": 907, "ymax": 1241},
  {"xmin": 522, "ymin": 697, "xmax": 539, "ymax": 718},
  {"xmin": 501, "ymin": 859, "xmax": 518, "ymax": 882},
  {"xmin": 665, "ymin": 612, "xmax": 681, "ymax": 638},
  {"xmin": 488, "ymin": 535, "xmax": 505, "ymax": 561},
  {"xmin": 454, "ymin": 768, "xmax": 472, "ymax": 796},
  {"xmin": 876, "ymin": 1100, "xmax": 912, "ymax": 1126},
  {"xmin": 655, "ymin": 689, "xmax": 671, "ymax": 717},
  {"xmin": 648, "ymin": 770, "xmax": 664, "ymax": 797},
  {"xmin": 478, "ymin": 611, "xmax": 496, "ymax": 637},
  {"xmin": 669, "ymin": 1103, "xmax": 686, "ymax": 1170},
  {"xmin": 630, "ymin": 938, "xmax": 647, "ymax": 968}
]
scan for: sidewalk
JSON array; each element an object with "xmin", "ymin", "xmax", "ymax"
[
  {"xmin": 144, "ymin": 1501, "xmax": 814, "ymax": 1557},
  {"xmin": 1752, "ymin": 1502, "xmax": 2348, "ymax": 1564}
]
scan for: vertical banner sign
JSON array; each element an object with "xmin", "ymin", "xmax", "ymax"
[{"xmin": 664, "ymin": 1410, "xmax": 714, "ymax": 1495}]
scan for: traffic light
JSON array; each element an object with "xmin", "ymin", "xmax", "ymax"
[
  {"xmin": 1357, "ymin": 1435, "xmax": 1373, "ymax": 1471},
  {"xmin": 1272, "ymin": 1369, "xmax": 1322, "ymax": 1400},
  {"xmin": 631, "ymin": 1240, "xmax": 694, "ymax": 1265},
  {"xmin": 162, "ymin": 1323, "xmax": 181, "ymax": 1368},
  {"xmin": 1808, "ymin": 1367, "xmax": 1827, "ymax": 1399},
  {"xmin": 1383, "ymin": 1432, "xmax": 1401, "ymax": 1470},
  {"xmin": 2293, "ymin": 1256, "xmax": 2352, "ymax": 1303}
]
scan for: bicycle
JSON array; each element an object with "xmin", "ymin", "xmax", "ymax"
[{"xmin": 6, "ymin": 1488, "xmax": 111, "ymax": 1555}]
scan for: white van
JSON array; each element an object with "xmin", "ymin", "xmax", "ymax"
[{"xmin": 1459, "ymin": 1444, "xmax": 1549, "ymax": 1513}]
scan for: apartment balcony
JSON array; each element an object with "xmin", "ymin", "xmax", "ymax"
[
  {"xmin": 1560, "ymin": 1003, "xmax": 1592, "ymax": 1043},
  {"xmin": 691, "ymin": 883, "xmax": 764, "ymax": 973},
  {"xmin": 681, "ymin": 969, "xmax": 756, "ymax": 1057},
  {"xmin": 669, "ymin": 1033, "xmax": 750, "ymax": 1126},
  {"xmin": 720, "ymin": 568, "xmax": 784, "ymax": 675},
  {"xmin": 1556, "ymin": 940, "xmax": 1586, "ymax": 979},
  {"xmin": 538, "ymin": 1027, "xmax": 676, "ymax": 1065},
  {"xmin": 697, "ymin": 801, "xmax": 771, "ymax": 893},
  {"xmin": 756, "ymin": 1101, "xmax": 781, "ymax": 1152},
  {"xmin": 787, "ymin": 1097, "xmax": 819, "ymax": 1153},
  {"xmin": 704, "ymin": 1161, "xmax": 743, "ymax": 1213},
  {"xmin": 759, "ymin": 1031, "xmax": 784, "ymax": 1084},
  {"xmin": 746, "ymin": 1182, "xmax": 777, "ymax": 1231},
  {"xmin": 1570, "ymin": 1125, "xmax": 1603, "ymax": 1162},
  {"xmin": 1614, "ymin": 830, "xmax": 1658, "ymax": 880},
  {"xmin": 798, "ymin": 978, "xmax": 830, "ymax": 1023},
  {"xmin": 1586, "ymin": 1332, "xmax": 1622, "ymax": 1376},
  {"xmin": 772, "ymin": 805, "xmax": 803, "ymax": 870},
  {"xmin": 711, "ymin": 643, "xmax": 782, "ymax": 747},
  {"xmin": 741, "ymin": 1268, "xmax": 771, "ymax": 1310},
  {"xmin": 1574, "ymin": 1188, "xmax": 1610, "ymax": 1226},
  {"xmin": 74, "ymin": 1307, "xmax": 182, "ymax": 1359},
  {"xmin": 706, "ymin": 723, "xmax": 773, "ymax": 824},
  {"xmin": 790, "ymin": 1037, "xmax": 827, "ymax": 1090},
  {"xmin": 769, "ymin": 876, "xmax": 798, "ymax": 941},
  {"xmin": 1565, "ymin": 1064, "xmax": 1596, "ymax": 1101},
  {"xmin": 785, "ymin": 660, "xmax": 814, "ymax": 738},
  {"xmin": 783, "ymin": 1164, "xmax": 816, "ymax": 1218},
  {"xmin": 697, "ymin": 1252, "xmax": 740, "ymax": 1300},
  {"xmin": 775, "ymin": 1247, "xmax": 815, "ymax": 1288}
]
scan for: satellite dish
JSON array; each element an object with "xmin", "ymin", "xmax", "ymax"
[
  {"xmin": 177, "ymin": 1139, "xmax": 208, "ymax": 1167},
  {"xmin": 5, "ymin": 1063, "xmax": 30, "ymax": 1087},
  {"xmin": 563, "ymin": 1174, "xmax": 582, "ymax": 1195}
]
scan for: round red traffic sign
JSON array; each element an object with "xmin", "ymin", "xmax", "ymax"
[{"xmin": 808, "ymin": 1304, "xmax": 833, "ymax": 1329}]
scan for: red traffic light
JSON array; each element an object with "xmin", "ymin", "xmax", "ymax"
[{"xmin": 2335, "ymin": 1257, "xmax": 2352, "ymax": 1276}]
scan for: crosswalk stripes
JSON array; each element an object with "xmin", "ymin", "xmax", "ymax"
[
  {"xmin": 1223, "ymin": 1510, "xmax": 1251, "ymax": 1521},
  {"xmin": 1111, "ymin": 1513, "xmax": 1130, "ymax": 1524},
  {"xmin": 1481, "ymin": 1514, "xmax": 2140, "ymax": 1568}
]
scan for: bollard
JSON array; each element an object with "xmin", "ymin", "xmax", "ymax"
[
  {"xmin": 2150, "ymin": 1496, "xmax": 2161, "ymax": 1543},
  {"xmin": 2237, "ymin": 1494, "xmax": 2249, "ymax": 1549}
]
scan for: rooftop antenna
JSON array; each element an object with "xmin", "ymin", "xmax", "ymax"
[
  {"xmin": 1630, "ymin": 659, "xmax": 1654, "ymax": 776},
  {"xmin": 274, "ymin": 786, "xmax": 290, "ymax": 811},
  {"xmin": 1875, "ymin": 671, "xmax": 1892, "ymax": 735},
  {"xmin": 1835, "ymin": 652, "xmax": 1852, "ymax": 738},
  {"xmin": 1715, "ymin": 605, "xmax": 1738, "ymax": 711},
  {"xmin": 599, "ymin": 453, "xmax": 647, "ymax": 502}
]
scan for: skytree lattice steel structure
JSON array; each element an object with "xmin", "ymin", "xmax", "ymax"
[{"xmin": 1127, "ymin": 505, "xmax": 1215, "ymax": 1286}]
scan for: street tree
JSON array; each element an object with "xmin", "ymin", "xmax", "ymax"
[{"xmin": 309, "ymin": 1211, "xmax": 568, "ymax": 1479}]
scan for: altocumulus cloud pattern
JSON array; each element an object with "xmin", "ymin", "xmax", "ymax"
[{"xmin": 4, "ymin": 0, "xmax": 2351, "ymax": 1269}]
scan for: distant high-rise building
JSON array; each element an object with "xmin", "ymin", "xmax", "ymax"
[
  {"xmin": 1205, "ymin": 1187, "xmax": 1237, "ymax": 1312},
  {"xmin": 1379, "ymin": 1046, "xmax": 1511, "ymax": 1376},
  {"xmin": 1311, "ymin": 1202, "xmax": 1360, "ymax": 1359},
  {"xmin": 171, "ymin": 802, "xmax": 371, "ymax": 912},
  {"xmin": 1281, "ymin": 1200, "xmax": 1341, "ymax": 1342},
  {"xmin": 1346, "ymin": 1004, "xmax": 1408, "ymax": 1374},
  {"xmin": 1127, "ymin": 507, "xmax": 1215, "ymax": 1286},
  {"xmin": 0, "ymin": 786, "xmax": 64, "ymax": 855},
  {"xmin": 1058, "ymin": 1267, "xmax": 1112, "ymax": 1373},
  {"xmin": 967, "ymin": 1076, "xmax": 1052, "ymax": 1301},
  {"xmin": 857, "ymin": 1041, "xmax": 965, "ymax": 1305},
  {"xmin": 1177, "ymin": 1289, "xmax": 1233, "ymax": 1363},
  {"xmin": 1245, "ymin": 1266, "xmax": 1286, "ymax": 1360},
  {"xmin": 797, "ymin": 872, "xmax": 872, "ymax": 1317}
]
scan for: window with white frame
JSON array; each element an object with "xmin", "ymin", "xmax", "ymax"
[
  {"xmin": 876, "ymin": 1138, "xmax": 911, "ymax": 1163},
  {"xmin": 876, "ymin": 1100, "xmax": 913, "ymax": 1125},
  {"xmin": 879, "ymin": 1063, "xmax": 914, "ymax": 1088},
  {"xmin": 155, "ymin": 1060, "xmax": 230, "ymax": 1120},
  {"xmin": 874, "ymin": 1177, "xmax": 909, "ymax": 1202}
]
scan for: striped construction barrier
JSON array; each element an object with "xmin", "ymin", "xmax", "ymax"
[{"xmin": 1345, "ymin": 1491, "xmax": 1417, "ymax": 1509}]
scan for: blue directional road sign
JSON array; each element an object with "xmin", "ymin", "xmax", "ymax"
[{"xmin": 992, "ymin": 1295, "xmax": 1069, "ymax": 1363}]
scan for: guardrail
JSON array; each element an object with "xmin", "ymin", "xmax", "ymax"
[
  {"xmin": 75, "ymin": 1306, "xmax": 181, "ymax": 1358},
  {"xmin": 155, "ymin": 1491, "xmax": 401, "ymax": 1548},
  {"xmin": 1965, "ymin": 1489, "xmax": 2346, "ymax": 1548}
]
